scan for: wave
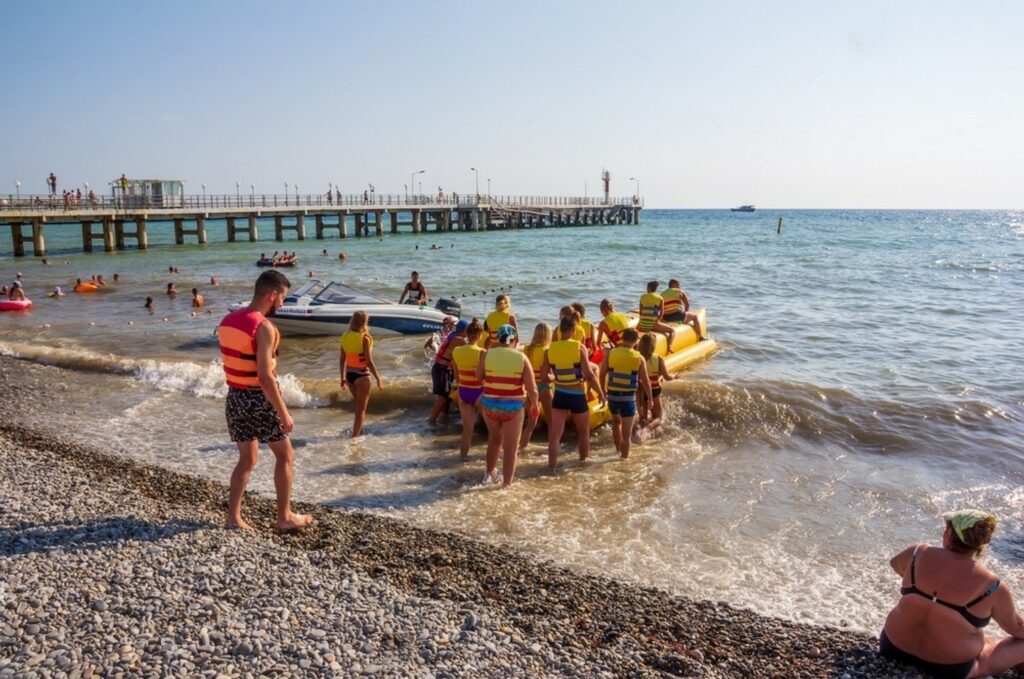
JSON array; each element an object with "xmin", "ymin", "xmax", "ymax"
[
  {"xmin": 0, "ymin": 341, "xmax": 323, "ymax": 408},
  {"xmin": 663, "ymin": 378, "xmax": 1021, "ymax": 459}
]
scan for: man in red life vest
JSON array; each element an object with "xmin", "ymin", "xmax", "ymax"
[{"xmin": 217, "ymin": 270, "xmax": 312, "ymax": 531}]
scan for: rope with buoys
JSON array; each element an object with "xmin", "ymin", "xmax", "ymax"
[{"xmin": 453, "ymin": 268, "xmax": 601, "ymax": 298}]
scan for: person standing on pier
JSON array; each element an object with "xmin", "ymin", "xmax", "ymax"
[
  {"xmin": 47, "ymin": 172, "xmax": 57, "ymax": 197},
  {"xmin": 217, "ymin": 270, "xmax": 312, "ymax": 531}
]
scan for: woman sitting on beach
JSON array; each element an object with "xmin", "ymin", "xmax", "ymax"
[
  {"xmin": 881, "ymin": 509, "xmax": 1024, "ymax": 679},
  {"xmin": 339, "ymin": 310, "xmax": 381, "ymax": 437}
]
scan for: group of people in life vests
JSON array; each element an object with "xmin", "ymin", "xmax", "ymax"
[{"xmin": 336, "ymin": 278, "xmax": 702, "ymax": 487}]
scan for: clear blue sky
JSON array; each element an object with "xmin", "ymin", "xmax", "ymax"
[{"xmin": 2, "ymin": 1, "xmax": 1021, "ymax": 208}]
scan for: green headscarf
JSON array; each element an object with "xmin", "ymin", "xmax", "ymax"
[{"xmin": 943, "ymin": 509, "xmax": 996, "ymax": 542}]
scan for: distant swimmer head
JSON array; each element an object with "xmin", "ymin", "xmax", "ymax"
[
  {"xmin": 495, "ymin": 293, "xmax": 510, "ymax": 310},
  {"xmin": 496, "ymin": 324, "xmax": 517, "ymax": 345},
  {"xmin": 943, "ymin": 509, "xmax": 997, "ymax": 556}
]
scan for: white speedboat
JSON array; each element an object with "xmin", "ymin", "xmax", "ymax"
[{"xmin": 264, "ymin": 280, "xmax": 460, "ymax": 335}]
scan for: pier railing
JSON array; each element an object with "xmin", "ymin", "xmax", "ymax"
[{"xmin": 0, "ymin": 193, "xmax": 643, "ymax": 212}]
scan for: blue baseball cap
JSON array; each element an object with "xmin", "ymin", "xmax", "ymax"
[
  {"xmin": 497, "ymin": 324, "xmax": 517, "ymax": 343},
  {"xmin": 455, "ymin": 319, "xmax": 469, "ymax": 331}
]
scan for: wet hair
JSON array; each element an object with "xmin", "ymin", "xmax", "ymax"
[
  {"xmin": 558, "ymin": 315, "xmax": 577, "ymax": 338},
  {"xmin": 570, "ymin": 302, "xmax": 586, "ymax": 318},
  {"xmin": 349, "ymin": 310, "xmax": 368, "ymax": 332},
  {"xmin": 465, "ymin": 318, "xmax": 484, "ymax": 341},
  {"xmin": 622, "ymin": 328, "xmax": 640, "ymax": 344},
  {"xmin": 668, "ymin": 279, "xmax": 680, "ymax": 288},
  {"xmin": 254, "ymin": 270, "xmax": 290, "ymax": 296},
  {"xmin": 191, "ymin": 288, "xmax": 199, "ymax": 295},
  {"xmin": 947, "ymin": 517, "xmax": 996, "ymax": 555},
  {"xmin": 637, "ymin": 333, "xmax": 657, "ymax": 360},
  {"xmin": 525, "ymin": 323, "xmax": 551, "ymax": 354},
  {"xmin": 495, "ymin": 293, "xmax": 510, "ymax": 310}
]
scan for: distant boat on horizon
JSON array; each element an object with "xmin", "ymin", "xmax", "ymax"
[{"xmin": 730, "ymin": 204, "xmax": 755, "ymax": 212}]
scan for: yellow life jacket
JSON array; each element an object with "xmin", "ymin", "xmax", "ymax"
[
  {"xmin": 482, "ymin": 347, "xmax": 526, "ymax": 399},
  {"xmin": 452, "ymin": 344, "xmax": 485, "ymax": 389},
  {"xmin": 646, "ymin": 354, "xmax": 662, "ymax": 389},
  {"xmin": 218, "ymin": 309, "xmax": 278, "ymax": 390},
  {"xmin": 524, "ymin": 344, "xmax": 548, "ymax": 382},
  {"xmin": 579, "ymin": 319, "xmax": 594, "ymax": 347},
  {"xmin": 547, "ymin": 339, "xmax": 583, "ymax": 387},
  {"xmin": 602, "ymin": 312, "xmax": 630, "ymax": 346},
  {"xmin": 606, "ymin": 346, "xmax": 642, "ymax": 399},
  {"xmin": 484, "ymin": 309, "xmax": 511, "ymax": 344},
  {"xmin": 638, "ymin": 292, "xmax": 663, "ymax": 331},
  {"xmin": 341, "ymin": 330, "xmax": 373, "ymax": 372},
  {"xmin": 662, "ymin": 287, "xmax": 684, "ymax": 317}
]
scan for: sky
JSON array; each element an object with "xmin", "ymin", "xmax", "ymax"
[{"xmin": 1, "ymin": 0, "xmax": 1021, "ymax": 208}]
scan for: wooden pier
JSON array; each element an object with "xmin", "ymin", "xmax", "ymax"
[{"xmin": 0, "ymin": 194, "xmax": 643, "ymax": 257}]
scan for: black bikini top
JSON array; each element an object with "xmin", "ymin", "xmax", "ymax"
[{"xmin": 900, "ymin": 546, "xmax": 999, "ymax": 628}]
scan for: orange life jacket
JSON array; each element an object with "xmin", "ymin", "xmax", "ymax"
[{"xmin": 217, "ymin": 309, "xmax": 279, "ymax": 390}]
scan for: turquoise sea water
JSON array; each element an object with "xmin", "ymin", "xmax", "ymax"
[{"xmin": 2, "ymin": 209, "xmax": 1023, "ymax": 630}]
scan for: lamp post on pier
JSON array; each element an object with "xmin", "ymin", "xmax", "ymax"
[
  {"xmin": 295, "ymin": 184, "xmax": 299, "ymax": 206},
  {"xmin": 15, "ymin": 181, "xmax": 20, "ymax": 202},
  {"xmin": 411, "ymin": 170, "xmax": 424, "ymax": 204},
  {"xmin": 470, "ymin": 167, "xmax": 479, "ymax": 201},
  {"xmin": 201, "ymin": 183, "xmax": 207, "ymax": 206},
  {"xmin": 284, "ymin": 182, "xmax": 289, "ymax": 206},
  {"xmin": 629, "ymin": 177, "xmax": 640, "ymax": 201},
  {"xmin": 235, "ymin": 181, "xmax": 240, "ymax": 206},
  {"xmin": 487, "ymin": 178, "xmax": 491, "ymax": 199},
  {"xmin": 250, "ymin": 184, "xmax": 255, "ymax": 207}
]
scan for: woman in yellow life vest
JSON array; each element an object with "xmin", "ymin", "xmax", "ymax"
[
  {"xmin": 474, "ymin": 324, "xmax": 538, "ymax": 486},
  {"xmin": 541, "ymin": 316, "xmax": 604, "ymax": 471},
  {"xmin": 663, "ymin": 278, "xmax": 706, "ymax": 341},
  {"xmin": 637, "ymin": 280, "xmax": 676, "ymax": 347},
  {"xmin": 482, "ymin": 293, "xmax": 517, "ymax": 348},
  {"xmin": 520, "ymin": 323, "xmax": 553, "ymax": 450},
  {"xmin": 596, "ymin": 298, "xmax": 631, "ymax": 348},
  {"xmin": 452, "ymin": 319, "xmax": 486, "ymax": 458},
  {"xmin": 634, "ymin": 333, "xmax": 674, "ymax": 443},
  {"xmin": 558, "ymin": 305, "xmax": 587, "ymax": 345},
  {"xmin": 599, "ymin": 328, "xmax": 652, "ymax": 460},
  {"xmin": 570, "ymin": 301, "xmax": 596, "ymax": 357},
  {"xmin": 339, "ymin": 310, "xmax": 382, "ymax": 438}
]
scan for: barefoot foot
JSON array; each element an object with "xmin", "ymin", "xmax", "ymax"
[{"xmin": 276, "ymin": 513, "xmax": 313, "ymax": 532}]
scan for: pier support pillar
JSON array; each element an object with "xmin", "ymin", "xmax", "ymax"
[
  {"xmin": 339, "ymin": 213, "xmax": 348, "ymax": 239},
  {"xmin": 102, "ymin": 219, "xmax": 115, "ymax": 252},
  {"xmin": 174, "ymin": 219, "xmax": 184, "ymax": 245},
  {"xmin": 315, "ymin": 214, "xmax": 324, "ymax": 239},
  {"xmin": 412, "ymin": 210, "xmax": 421, "ymax": 234},
  {"xmin": 389, "ymin": 211, "xmax": 399, "ymax": 234},
  {"xmin": 136, "ymin": 217, "xmax": 149, "ymax": 250},
  {"xmin": 374, "ymin": 211, "xmax": 383, "ymax": 237},
  {"xmin": 10, "ymin": 223, "xmax": 25, "ymax": 257},
  {"xmin": 354, "ymin": 213, "xmax": 364, "ymax": 237},
  {"xmin": 114, "ymin": 220, "xmax": 125, "ymax": 250},
  {"xmin": 633, "ymin": 207, "xmax": 640, "ymax": 224},
  {"xmin": 248, "ymin": 214, "xmax": 259, "ymax": 241},
  {"xmin": 196, "ymin": 216, "xmax": 207, "ymax": 244},
  {"xmin": 274, "ymin": 216, "xmax": 283, "ymax": 241},
  {"xmin": 295, "ymin": 213, "xmax": 305, "ymax": 240},
  {"xmin": 226, "ymin": 217, "xmax": 237, "ymax": 242},
  {"xmin": 82, "ymin": 222, "xmax": 93, "ymax": 253},
  {"xmin": 31, "ymin": 219, "xmax": 45, "ymax": 257}
]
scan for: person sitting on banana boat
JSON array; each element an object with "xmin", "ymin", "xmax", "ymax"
[
  {"xmin": 662, "ymin": 278, "xmax": 706, "ymax": 341},
  {"xmin": 637, "ymin": 281, "xmax": 676, "ymax": 348}
]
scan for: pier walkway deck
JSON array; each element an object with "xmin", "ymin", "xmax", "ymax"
[{"xmin": 0, "ymin": 194, "xmax": 642, "ymax": 257}]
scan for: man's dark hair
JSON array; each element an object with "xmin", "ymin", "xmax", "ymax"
[
  {"xmin": 646, "ymin": 280, "xmax": 658, "ymax": 292},
  {"xmin": 411, "ymin": 271, "xmax": 419, "ymax": 277},
  {"xmin": 559, "ymin": 315, "xmax": 577, "ymax": 336},
  {"xmin": 254, "ymin": 270, "xmax": 290, "ymax": 296}
]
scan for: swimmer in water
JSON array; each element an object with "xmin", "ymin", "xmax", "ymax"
[
  {"xmin": 210, "ymin": 276, "xmax": 219, "ymax": 286},
  {"xmin": 167, "ymin": 282, "xmax": 177, "ymax": 296},
  {"xmin": 112, "ymin": 273, "xmax": 120, "ymax": 283},
  {"xmin": 191, "ymin": 288, "xmax": 205, "ymax": 308},
  {"xmin": 144, "ymin": 296, "xmax": 154, "ymax": 310}
]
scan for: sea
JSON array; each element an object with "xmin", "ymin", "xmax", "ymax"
[{"xmin": 2, "ymin": 209, "xmax": 1022, "ymax": 633}]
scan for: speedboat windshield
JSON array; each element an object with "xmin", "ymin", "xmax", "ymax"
[
  {"xmin": 285, "ymin": 280, "xmax": 326, "ymax": 303},
  {"xmin": 312, "ymin": 282, "xmax": 390, "ymax": 306}
]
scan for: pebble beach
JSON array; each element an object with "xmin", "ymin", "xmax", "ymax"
[{"xmin": 1, "ymin": 355, "xmax": 991, "ymax": 679}]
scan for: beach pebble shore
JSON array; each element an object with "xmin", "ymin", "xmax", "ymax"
[{"xmin": 0, "ymin": 356, "xmax": 1016, "ymax": 677}]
